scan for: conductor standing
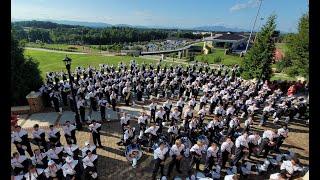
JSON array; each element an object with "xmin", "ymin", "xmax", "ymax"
[{"xmin": 89, "ymin": 120, "xmax": 103, "ymax": 148}]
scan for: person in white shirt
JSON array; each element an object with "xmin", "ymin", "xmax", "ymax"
[
  {"xmin": 144, "ymin": 123, "xmax": 160, "ymax": 148},
  {"xmin": 220, "ymin": 137, "xmax": 234, "ymax": 168},
  {"xmin": 11, "ymin": 152, "xmax": 29, "ymax": 175},
  {"xmin": 31, "ymin": 149, "xmax": 48, "ymax": 169},
  {"xmin": 232, "ymin": 132, "xmax": 249, "ymax": 166},
  {"xmin": 188, "ymin": 141, "xmax": 205, "ymax": 176},
  {"xmin": 155, "ymin": 107, "xmax": 166, "ymax": 132},
  {"xmin": 248, "ymin": 131, "xmax": 261, "ymax": 159},
  {"xmin": 44, "ymin": 160, "xmax": 63, "ymax": 179},
  {"xmin": 228, "ymin": 117, "xmax": 240, "ymax": 137},
  {"xmin": 98, "ymin": 97, "xmax": 108, "ymax": 121},
  {"xmin": 204, "ymin": 143, "xmax": 219, "ymax": 173},
  {"xmin": 259, "ymin": 129, "xmax": 277, "ymax": 158},
  {"xmin": 163, "ymin": 100, "xmax": 172, "ymax": 122},
  {"xmin": 260, "ymin": 103, "xmax": 275, "ymax": 126},
  {"xmin": 120, "ymin": 112, "xmax": 130, "ymax": 131},
  {"xmin": 152, "ymin": 142, "xmax": 169, "ymax": 180},
  {"xmin": 63, "ymin": 141, "xmax": 80, "ymax": 160},
  {"xmin": 47, "ymin": 125, "xmax": 61, "ymax": 146},
  {"xmin": 199, "ymin": 94, "xmax": 208, "ymax": 110},
  {"xmin": 244, "ymin": 115, "xmax": 254, "ymax": 132},
  {"xmin": 83, "ymin": 150, "xmax": 98, "ymax": 179},
  {"xmin": 62, "ymin": 156, "xmax": 80, "ymax": 179},
  {"xmin": 88, "ymin": 120, "xmax": 103, "ymax": 148},
  {"xmin": 275, "ymin": 125, "xmax": 289, "ymax": 152},
  {"xmin": 224, "ymin": 174, "xmax": 240, "ymax": 180},
  {"xmin": 176, "ymin": 97, "xmax": 185, "ymax": 117},
  {"xmin": 77, "ymin": 96, "xmax": 86, "ymax": 122},
  {"xmin": 32, "ymin": 124, "xmax": 47, "ymax": 151},
  {"xmin": 63, "ymin": 121, "xmax": 77, "ymax": 144},
  {"xmin": 170, "ymin": 107, "xmax": 181, "ymax": 124},
  {"xmin": 137, "ymin": 111, "xmax": 148, "ymax": 132},
  {"xmin": 123, "ymin": 125, "xmax": 135, "ymax": 146},
  {"xmin": 214, "ymin": 103, "xmax": 225, "ymax": 117},
  {"xmin": 167, "ymin": 139, "xmax": 185, "ymax": 177},
  {"xmin": 12, "ymin": 125, "xmax": 33, "ymax": 156},
  {"xmin": 280, "ymin": 158, "xmax": 302, "ymax": 179},
  {"xmin": 24, "ymin": 165, "xmax": 45, "ymax": 180},
  {"xmin": 168, "ymin": 122, "xmax": 179, "ymax": 145},
  {"xmin": 188, "ymin": 97, "xmax": 196, "ymax": 109},
  {"xmin": 81, "ymin": 141, "xmax": 97, "ymax": 157},
  {"xmin": 149, "ymin": 100, "xmax": 157, "ymax": 122},
  {"xmin": 197, "ymin": 106, "xmax": 207, "ymax": 125}
]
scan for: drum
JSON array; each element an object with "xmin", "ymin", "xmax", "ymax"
[{"xmin": 125, "ymin": 144, "xmax": 142, "ymax": 162}]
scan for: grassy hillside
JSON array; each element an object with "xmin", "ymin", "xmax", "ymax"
[
  {"xmin": 195, "ymin": 48, "xmax": 243, "ymax": 66},
  {"xmin": 24, "ymin": 49, "xmax": 178, "ymax": 79}
]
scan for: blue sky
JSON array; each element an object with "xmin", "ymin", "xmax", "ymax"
[{"xmin": 11, "ymin": 0, "xmax": 308, "ymax": 32}]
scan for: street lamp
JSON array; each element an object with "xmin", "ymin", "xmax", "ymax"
[{"xmin": 63, "ymin": 56, "xmax": 82, "ymax": 130}]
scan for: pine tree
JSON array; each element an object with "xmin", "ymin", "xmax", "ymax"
[
  {"xmin": 285, "ymin": 13, "xmax": 309, "ymax": 78},
  {"xmin": 241, "ymin": 15, "xmax": 277, "ymax": 81}
]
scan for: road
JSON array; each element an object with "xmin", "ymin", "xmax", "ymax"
[{"xmin": 25, "ymin": 47, "xmax": 88, "ymax": 54}]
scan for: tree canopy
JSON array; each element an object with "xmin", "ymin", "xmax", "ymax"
[
  {"xmin": 284, "ymin": 13, "xmax": 309, "ymax": 79},
  {"xmin": 11, "ymin": 34, "xmax": 43, "ymax": 106},
  {"xmin": 241, "ymin": 15, "xmax": 277, "ymax": 81}
]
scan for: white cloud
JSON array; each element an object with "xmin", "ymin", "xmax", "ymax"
[{"xmin": 230, "ymin": 0, "xmax": 259, "ymax": 12}]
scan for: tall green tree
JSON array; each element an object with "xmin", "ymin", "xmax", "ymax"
[
  {"xmin": 285, "ymin": 13, "xmax": 309, "ymax": 78},
  {"xmin": 11, "ymin": 35, "xmax": 43, "ymax": 106},
  {"xmin": 241, "ymin": 15, "xmax": 277, "ymax": 81}
]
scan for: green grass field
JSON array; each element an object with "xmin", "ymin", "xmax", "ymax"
[
  {"xmin": 26, "ymin": 42, "xmax": 99, "ymax": 53},
  {"xmin": 195, "ymin": 48, "xmax": 243, "ymax": 66},
  {"xmin": 24, "ymin": 49, "xmax": 183, "ymax": 79}
]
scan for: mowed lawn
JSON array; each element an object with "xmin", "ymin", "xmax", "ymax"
[
  {"xmin": 24, "ymin": 49, "xmax": 180, "ymax": 79},
  {"xmin": 195, "ymin": 48, "xmax": 243, "ymax": 66}
]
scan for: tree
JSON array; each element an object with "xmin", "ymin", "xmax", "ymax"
[
  {"xmin": 11, "ymin": 35, "xmax": 43, "ymax": 105},
  {"xmin": 285, "ymin": 13, "xmax": 309, "ymax": 78},
  {"xmin": 241, "ymin": 15, "xmax": 277, "ymax": 81}
]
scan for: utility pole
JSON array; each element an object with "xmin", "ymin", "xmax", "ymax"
[
  {"xmin": 244, "ymin": 0, "xmax": 263, "ymax": 53},
  {"xmin": 254, "ymin": 17, "xmax": 264, "ymax": 43}
]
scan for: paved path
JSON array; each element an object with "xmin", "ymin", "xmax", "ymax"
[{"xmin": 25, "ymin": 47, "xmax": 88, "ymax": 54}]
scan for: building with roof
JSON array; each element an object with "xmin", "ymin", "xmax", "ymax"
[{"xmin": 203, "ymin": 32, "xmax": 249, "ymax": 52}]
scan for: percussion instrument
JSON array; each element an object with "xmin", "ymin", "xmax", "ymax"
[{"xmin": 125, "ymin": 144, "xmax": 142, "ymax": 162}]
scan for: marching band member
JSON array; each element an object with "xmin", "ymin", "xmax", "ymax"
[
  {"xmin": 47, "ymin": 125, "xmax": 61, "ymax": 146},
  {"xmin": 46, "ymin": 145, "xmax": 64, "ymax": 164},
  {"xmin": 32, "ymin": 124, "xmax": 47, "ymax": 151},
  {"xmin": 122, "ymin": 83, "xmax": 131, "ymax": 106},
  {"xmin": 137, "ymin": 112, "xmax": 148, "ymax": 132},
  {"xmin": 88, "ymin": 120, "xmax": 103, "ymax": 148},
  {"xmin": 123, "ymin": 125, "xmax": 135, "ymax": 146},
  {"xmin": 163, "ymin": 100, "xmax": 172, "ymax": 122},
  {"xmin": 204, "ymin": 142, "xmax": 219, "ymax": 173},
  {"xmin": 275, "ymin": 125, "xmax": 289, "ymax": 152},
  {"xmin": 12, "ymin": 126, "xmax": 33, "ymax": 156},
  {"xmin": 176, "ymin": 97, "xmax": 185, "ymax": 118},
  {"xmin": 248, "ymin": 131, "xmax": 261, "ymax": 159},
  {"xmin": 63, "ymin": 121, "xmax": 77, "ymax": 144},
  {"xmin": 167, "ymin": 139, "xmax": 185, "ymax": 177},
  {"xmin": 259, "ymin": 129, "xmax": 277, "ymax": 158},
  {"xmin": 63, "ymin": 141, "xmax": 80, "ymax": 160},
  {"xmin": 152, "ymin": 142, "xmax": 169, "ymax": 180},
  {"xmin": 62, "ymin": 156, "xmax": 80, "ymax": 179},
  {"xmin": 98, "ymin": 97, "xmax": 108, "ymax": 121},
  {"xmin": 44, "ymin": 160, "xmax": 63, "ymax": 179},
  {"xmin": 24, "ymin": 165, "xmax": 45, "ymax": 180},
  {"xmin": 232, "ymin": 132, "xmax": 249, "ymax": 166},
  {"xmin": 155, "ymin": 107, "xmax": 166, "ymax": 133},
  {"xmin": 144, "ymin": 123, "xmax": 160, "ymax": 148},
  {"xmin": 149, "ymin": 100, "xmax": 157, "ymax": 123},
  {"xmin": 81, "ymin": 141, "xmax": 97, "ymax": 157},
  {"xmin": 170, "ymin": 107, "xmax": 181, "ymax": 124},
  {"xmin": 11, "ymin": 152, "xmax": 29, "ymax": 175},
  {"xmin": 220, "ymin": 136, "xmax": 234, "ymax": 169},
  {"xmin": 188, "ymin": 140, "xmax": 206, "ymax": 176},
  {"xmin": 82, "ymin": 150, "xmax": 98, "ymax": 179},
  {"xmin": 120, "ymin": 112, "xmax": 130, "ymax": 132},
  {"xmin": 31, "ymin": 149, "xmax": 48, "ymax": 169}
]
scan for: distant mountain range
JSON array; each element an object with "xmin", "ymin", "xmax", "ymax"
[{"xmin": 12, "ymin": 18, "xmax": 250, "ymax": 32}]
